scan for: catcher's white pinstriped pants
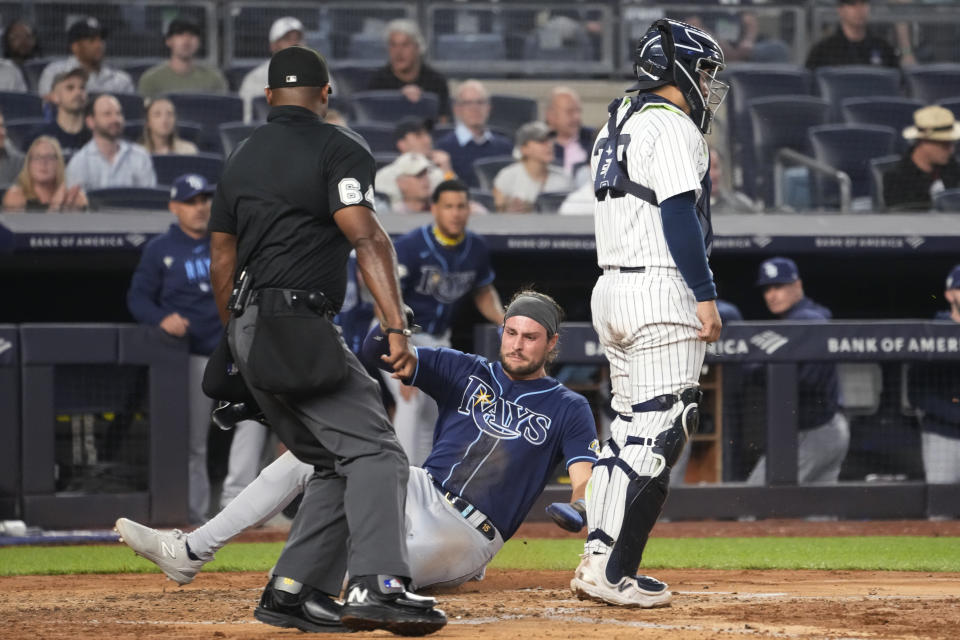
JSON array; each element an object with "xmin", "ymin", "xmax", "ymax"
[{"xmin": 585, "ymin": 271, "xmax": 706, "ymax": 555}]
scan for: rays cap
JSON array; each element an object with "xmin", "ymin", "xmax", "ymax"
[
  {"xmin": 170, "ymin": 173, "xmax": 215, "ymax": 202},
  {"xmin": 755, "ymin": 256, "xmax": 800, "ymax": 287},
  {"xmin": 68, "ymin": 16, "xmax": 106, "ymax": 43},
  {"xmin": 268, "ymin": 45, "xmax": 331, "ymax": 91}
]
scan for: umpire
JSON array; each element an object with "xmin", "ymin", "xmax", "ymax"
[{"xmin": 208, "ymin": 46, "xmax": 446, "ymax": 636}]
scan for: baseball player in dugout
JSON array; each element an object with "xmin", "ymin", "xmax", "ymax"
[
  {"xmin": 387, "ymin": 178, "xmax": 505, "ymax": 466},
  {"xmin": 573, "ymin": 19, "xmax": 726, "ymax": 608},
  {"xmin": 748, "ymin": 256, "xmax": 850, "ymax": 485},
  {"xmin": 116, "ymin": 290, "xmax": 598, "ymax": 593},
  {"xmin": 190, "ymin": 45, "xmax": 445, "ymax": 635}
]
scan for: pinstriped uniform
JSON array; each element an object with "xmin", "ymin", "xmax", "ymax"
[{"xmin": 585, "ymin": 98, "xmax": 711, "ymax": 556}]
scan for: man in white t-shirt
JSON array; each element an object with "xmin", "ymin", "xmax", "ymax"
[{"xmin": 238, "ymin": 17, "xmax": 304, "ymax": 122}]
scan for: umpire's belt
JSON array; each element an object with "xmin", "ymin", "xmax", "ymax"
[
  {"xmin": 249, "ymin": 288, "xmax": 335, "ymax": 318},
  {"xmin": 431, "ymin": 478, "xmax": 497, "ymax": 541}
]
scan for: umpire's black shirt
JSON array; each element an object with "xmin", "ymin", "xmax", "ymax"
[{"xmin": 209, "ymin": 105, "xmax": 376, "ymax": 312}]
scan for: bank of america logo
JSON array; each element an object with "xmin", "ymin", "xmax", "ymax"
[{"xmin": 750, "ymin": 330, "xmax": 788, "ymax": 354}]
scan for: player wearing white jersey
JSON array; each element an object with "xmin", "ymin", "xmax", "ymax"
[{"xmin": 571, "ymin": 19, "xmax": 727, "ymax": 608}]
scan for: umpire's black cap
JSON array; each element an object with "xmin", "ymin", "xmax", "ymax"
[{"xmin": 268, "ymin": 45, "xmax": 331, "ymax": 92}]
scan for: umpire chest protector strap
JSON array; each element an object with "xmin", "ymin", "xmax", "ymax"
[{"xmin": 594, "ymin": 95, "xmax": 660, "ymax": 206}]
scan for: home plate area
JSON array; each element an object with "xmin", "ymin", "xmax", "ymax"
[{"xmin": 2, "ymin": 568, "xmax": 959, "ymax": 640}]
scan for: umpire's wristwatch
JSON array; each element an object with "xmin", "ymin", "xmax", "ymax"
[{"xmin": 384, "ymin": 327, "xmax": 413, "ymax": 337}]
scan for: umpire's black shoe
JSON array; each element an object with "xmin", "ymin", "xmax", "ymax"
[
  {"xmin": 254, "ymin": 577, "xmax": 349, "ymax": 633},
  {"xmin": 340, "ymin": 575, "xmax": 447, "ymax": 636}
]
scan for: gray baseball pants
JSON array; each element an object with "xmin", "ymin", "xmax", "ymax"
[{"xmin": 229, "ymin": 303, "xmax": 411, "ymax": 594}]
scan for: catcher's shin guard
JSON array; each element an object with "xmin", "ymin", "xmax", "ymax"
[{"xmin": 587, "ymin": 387, "xmax": 702, "ymax": 584}]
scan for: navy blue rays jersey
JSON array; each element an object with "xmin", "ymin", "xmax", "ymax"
[
  {"xmin": 415, "ymin": 347, "xmax": 599, "ymax": 540},
  {"xmin": 395, "ymin": 225, "xmax": 495, "ymax": 337}
]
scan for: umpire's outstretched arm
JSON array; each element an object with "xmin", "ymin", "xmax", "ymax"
[{"xmin": 336, "ymin": 206, "xmax": 417, "ymax": 380}]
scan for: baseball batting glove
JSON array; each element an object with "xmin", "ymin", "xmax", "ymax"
[{"xmin": 546, "ymin": 499, "xmax": 586, "ymax": 532}]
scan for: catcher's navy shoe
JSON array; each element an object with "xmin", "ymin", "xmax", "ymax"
[
  {"xmin": 340, "ymin": 575, "xmax": 447, "ymax": 636},
  {"xmin": 254, "ymin": 577, "xmax": 348, "ymax": 633},
  {"xmin": 571, "ymin": 552, "xmax": 672, "ymax": 608}
]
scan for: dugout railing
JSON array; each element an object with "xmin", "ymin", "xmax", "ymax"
[{"xmin": 476, "ymin": 320, "xmax": 960, "ymax": 521}]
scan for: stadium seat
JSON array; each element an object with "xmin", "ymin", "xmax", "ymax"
[
  {"xmin": 488, "ymin": 94, "xmax": 538, "ymax": 139},
  {"xmin": 123, "ymin": 120, "xmax": 202, "ymax": 146},
  {"xmin": 109, "ymin": 92, "xmax": 145, "ymax": 121},
  {"xmin": 328, "ymin": 95, "xmax": 356, "ymax": 123},
  {"xmin": 937, "ymin": 96, "xmax": 960, "ymax": 123},
  {"xmin": 350, "ymin": 123, "xmax": 396, "ymax": 154},
  {"xmin": 151, "ymin": 153, "xmax": 224, "ymax": 186},
  {"xmin": 725, "ymin": 64, "xmax": 812, "ymax": 198},
  {"xmin": 749, "ymin": 95, "xmax": 830, "ymax": 205},
  {"xmin": 163, "ymin": 93, "xmax": 244, "ymax": 153},
  {"xmin": 468, "ymin": 189, "xmax": 495, "ymax": 212},
  {"xmin": 0, "ymin": 91, "xmax": 42, "ymax": 120},
  {"xmin": 351, "ymin": 90, "xmax": 439, "ymax": 124},
  {"xmin": 123, "ymin": 61, "xmax": 158, "ymax": 87},
  {"xmin": 535, "ymin": 192, "xmax": 569, "ymax": 213},
  {"xmin": 87, "ymin": 186, "xmax": 172, "ymax": 211},
  {"xmin": 347, "ymin": 32, "xmax": 388, "ymax": 61},
  {"xmin": 808, "ymin": 124, "xmax": 897, "ymax": 204},
  {"xmin": 23, "ymin": 58, "xmax": 52, "ymax": 93},
  {"xmin": 372, "ymin": 151, "xmax": 398, "ymax": 171},
  {"xmin": 436, "ymin": 33, "xmax": 506, "ymax": 61},
  {"xmin": 329, "ymin": 65, "xmax": 380, "ymax": 97},
  {"xmin": 904, "ymin": 64, "xmax": 960, "ymax": 104},
  {"xmin": 522, "ymin": 23, "xmax": 592, "ymax": 61},
  {"xmin": 472, "ymin": 155, "xmax": 514, "ymax": 193},
  {"xmin": 869, "ymin": 154, "xmax": 902, "ymax": 211},
  {"xmin": 224, "ymin": 63, "xmax": 256, "ymax": 92},
  {"xmin": 841, "ymin": 97, "xmax": 923, "ymax": 153},
  {"xmin": 251, "ymin": 96, "xmax": 269, "ymax": 122},
  {"xmin": 5, "ymin": 118, "xmax": 44, "ymax": 151},
  {"xmin": 219, "ymin": 122, "xmax": 257, "ymax": 156},
  {"xmin": 814, "ymin": 66, "xmax": 903, "ymax": 121},
  {"xmin": 933, "ymin": 188, "xmax": 960, "ymax": 212}
]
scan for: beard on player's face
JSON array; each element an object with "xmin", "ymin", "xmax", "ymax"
[{"xmin": 499, "ymin": 345, "xmax": 548, "ymax": 378}]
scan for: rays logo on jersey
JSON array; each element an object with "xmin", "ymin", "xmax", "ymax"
[
  {"xmin": 457, "ymin": 375, "xmax": 551, "ymax": 445},
  {"xmin": 415, "ymin": 265, "xmax": 477, "ymax": 304}
]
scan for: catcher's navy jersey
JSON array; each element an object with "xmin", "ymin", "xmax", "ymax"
[
  {"xmin": 416, "ymin": 347, "xmax": 598, "ymax": 540},
  {"xmin": 395, "ymin": 225, "xmax": 494, "ymax": 337}
]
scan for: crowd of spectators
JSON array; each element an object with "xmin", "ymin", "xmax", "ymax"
[{"xmin": 0, "ymin": 3, "xmax": 954, "ymax": 215}]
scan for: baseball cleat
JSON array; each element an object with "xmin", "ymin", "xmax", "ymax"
[
  {"xmin": 254, "ymin": 578, "xmax": 349, "ymax": 634},
  {"xmin": 570, "ymin": 553, "xmax": 672, "ymax": 608},
  {"xmin": 114, "ymin": 517, "xmax": 205, "ymax": 585},
  {"xmin": 340, "ymin": 575, "xmax": 447, "ymax": 636}
]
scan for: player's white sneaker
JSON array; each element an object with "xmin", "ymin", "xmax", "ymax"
[
  {"xmin": 570, "ymin": 552, "xmax": 672, "ymax": 608},
  {"xmin": 115, "ymin": 517, "xmax": 206, "ymax": 585}
]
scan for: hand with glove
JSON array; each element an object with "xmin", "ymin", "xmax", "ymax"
[{"xmin": 545, "ymin": 498, "xmax": 587, "ymax": 532}]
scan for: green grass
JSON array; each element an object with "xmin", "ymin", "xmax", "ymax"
[{"xmin": 2, "ymin": 537, "xmax": 960, "ymax": 577}]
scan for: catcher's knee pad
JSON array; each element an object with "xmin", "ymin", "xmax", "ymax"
[
  {"xmin": 658, "ymin": 386, "xmax": 702, "ymax": 468},
  {"xmin": 587, "ymin": 386, "xmax": 701, "ymax": 583}
]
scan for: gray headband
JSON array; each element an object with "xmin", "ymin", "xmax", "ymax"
[{"xmin": 503, "ymin": 294, "xmax": 560, "ymax": 337}]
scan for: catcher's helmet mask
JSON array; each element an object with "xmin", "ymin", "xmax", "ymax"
[{"xmin": 627, "ymin": 19, "xmax": 729, "ymax": 134}]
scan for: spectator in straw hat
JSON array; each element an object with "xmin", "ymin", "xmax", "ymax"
[{"xmin": 884, "ymin": 105, "xmax": 960, "ymax": 211}]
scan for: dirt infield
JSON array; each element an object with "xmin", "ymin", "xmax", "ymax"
[{"xmin": 2, "ymin": 568, "xmax": 958, "ymax": 639}]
